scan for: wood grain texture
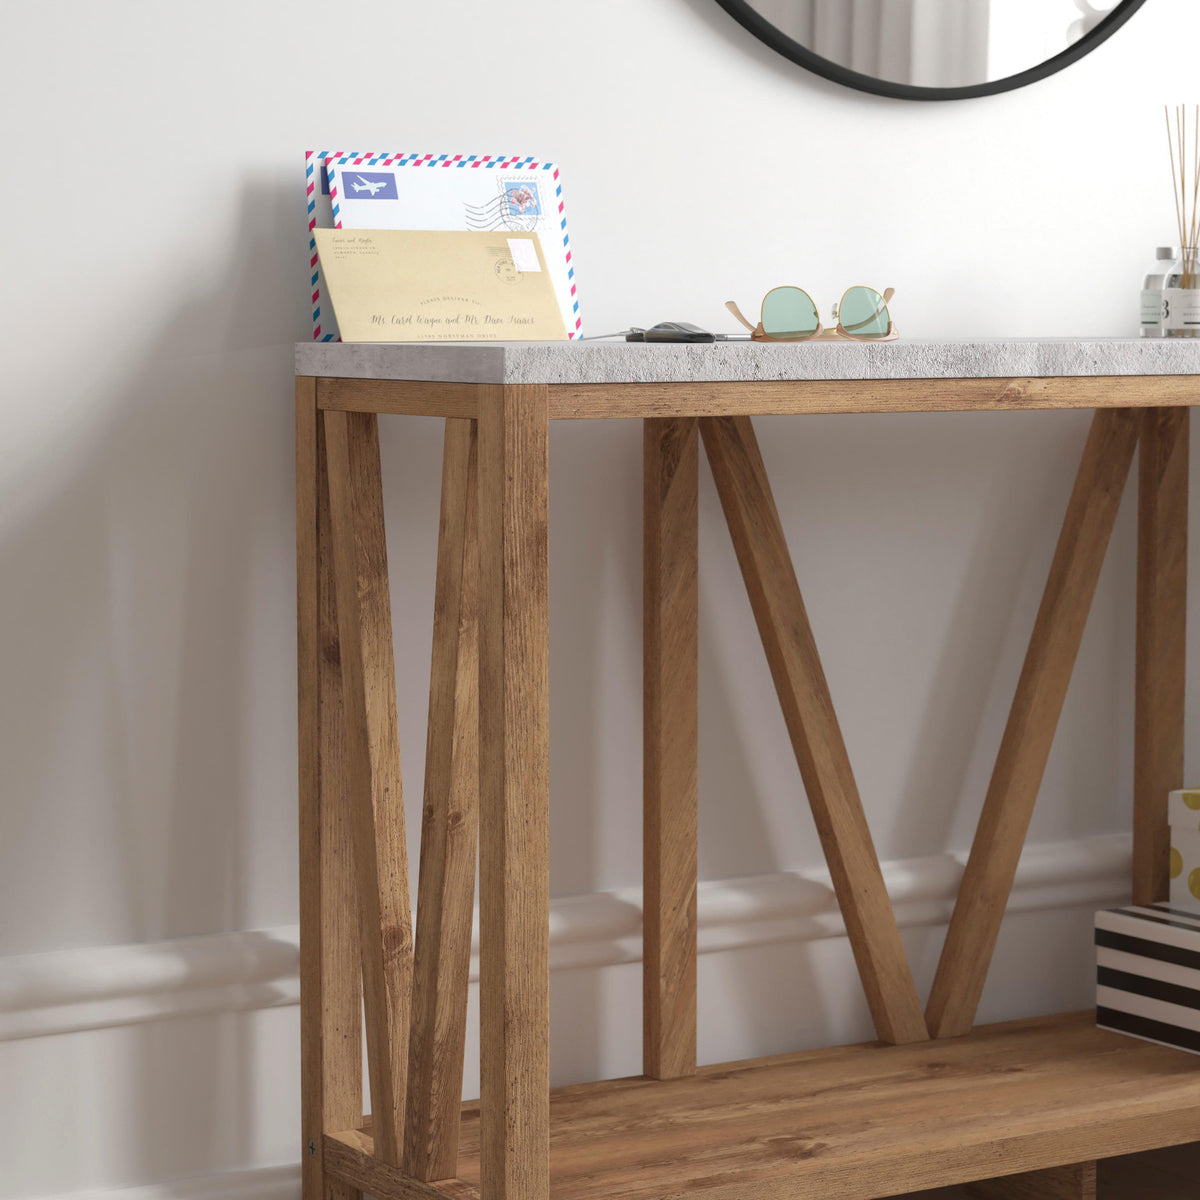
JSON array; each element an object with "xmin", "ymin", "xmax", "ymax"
[
  {"xmin": 545, "ymin": 376, "xmax": 1200, "ymax": 420},
  {"xmin": 700, "ymin": 415, "xmax": 927, "ymax": 1046},
  {"xmin": 405, "ymin": 419, "xmax": 481, "ymax": 1181},
  {"xmin": 326, "ymin": 1129, "xmax": 479, "ymax": 1200},
  {"xmin": 331, "ymin": 1013, "xmax": 1200, "ymax": 1200},
  {"xmin": 477, "ymin": 386, "xmax": 550, "ymax": 1200},
  {"xmin": 324, "ymin": 410, "xmax": 414, "ymax": 1166},
  {"xmin": 313, "ymin": 376, "xmax": 1200, "ymax": 421},
  {"xmin": 1134, "ymin": 407, "xmax": 1189, "ymax": 907},
  {"xmin": 643, "ymin": 418, "xmax": 699, "ymax": 1080},
  {"xmin": 298, "ymin": 381, "xmax": 363, "ymax": 1200},
  {"xmin": 310, "ymin": 373, "xmax": 1200, "ymax": 422},
  {"xmin": 963, "ymin": 1160, "xmax": 1095, "ymax": 1200},
  {"xmin": 319, "ymin": 378, "xmax": 479, "ymax": 419},
  {"xmin": 926, "ymin": 408, "xmax": 1141, "ymax": 1039}
]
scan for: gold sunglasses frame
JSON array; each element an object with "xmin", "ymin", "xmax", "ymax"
[{"xmin": 726, "ymin": 285, "xmax": 898, "ymax": 342}]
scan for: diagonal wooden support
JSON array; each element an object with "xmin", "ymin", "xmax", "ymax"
[
  {"xmin": 643, "ymin": 417, "xmax": 699, "ymax": 1080},
  {"xmin": 298, "ymin": 383, "xmax": 363, "ymax": 1200},
  {"xmin": 324, "ymin": 409, "xmax": 414, "ymax": 1166},
  {"xmin": 701, "ymin": 415, "xmax": 928, "ymax": 1045},
  {"xmin": 404, "ymin": 418, "xmax": 481, "ymax": 1181},
  {"xmin": 926, "ymin": 408, "xmax": 1140, "ymax": 1039},
  {"xmin": 1134, "ymin": 407, "xmax": 1188, "ymax": 907}
]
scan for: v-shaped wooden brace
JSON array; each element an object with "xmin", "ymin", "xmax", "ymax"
[
  {"xmin": 324, "ymin": 410, "xmax": 415, "ymax": 1165},
  {"xmin": 322, "ymin": 411, "xmax": 482, "ymax": 1176},
  {"xmin": 696, "ymin": 408, "xmax": 1158, "ymax": 1047}
]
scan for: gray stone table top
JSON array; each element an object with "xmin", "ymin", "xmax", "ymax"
[{"xmin": 296, "ymin": 338, "xmax": 1200, "ymax": 386}]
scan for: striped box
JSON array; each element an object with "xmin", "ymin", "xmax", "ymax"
[{"xmin": 1096, "ymin": 904, "xmax": 1200, "ymax": 1055}]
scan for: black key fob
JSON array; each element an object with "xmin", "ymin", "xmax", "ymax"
[{"xmin": 626, "ymin": 322, "xmax": 716, "ymax": 343}]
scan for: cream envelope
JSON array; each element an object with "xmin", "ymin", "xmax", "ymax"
[{"xmin": 313, "ymin": 229, "xmax": 567, "ymax": 343}]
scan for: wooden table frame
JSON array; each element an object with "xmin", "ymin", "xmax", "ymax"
[{"xmin": 296, "ymin": 373, "xmax": 1194, "ymax": 1200}]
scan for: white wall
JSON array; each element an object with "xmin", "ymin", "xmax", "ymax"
[{"xmin": 1, "ymin": 1, "xmax": 1196, "ymax": 1197}]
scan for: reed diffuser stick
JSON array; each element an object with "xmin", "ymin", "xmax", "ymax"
[
  {"xmin": 1178, "ymin": 106, "xmax": 1186, "ymax": 246},
  {"xmin": 1166, "ymin": 107, "xmax": 1185, "ymax": 255},
  {"xmin": 1164, "ymin": 104, "xmax": 1199, "ymax": 289},
  {"xmin": 1191, "ymin": 108, "xmax": 1200, "ymax": 251}
]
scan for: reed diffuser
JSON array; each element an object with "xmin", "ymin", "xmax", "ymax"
[{"xmin": 1163, "ymin": 105, "xmax": 1200, "ymax": 337}]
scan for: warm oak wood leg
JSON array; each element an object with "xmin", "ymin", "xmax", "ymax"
[
  {"xmin": 964, "ymin": 1160, "xmax": 1097, "ymax": 1200},
  {"xmin": 298, "ymin": 381, "xmax": 363, "ymax": 1200},
  {"xmin": 324, "ymin": 409, "xmax": 414, "ymax": 1166},
  {"xmin": 478, "ymin": 385, "xmax": 550, "ymax": 1200},
  {"xmin": 405, "ymin": 418, "xmax": 481, "ymax": 1181},
  {"xmin": 643, "ymin": 417, "xmax": 699, "ymax": 1080},
  {"xmin": 1134, "ymin": 407, "xmax": 1188, "ymax": 906},
  {"xmin": 700, "ymin": 415, "xmax": 927, "ymax": 1045},
  {"xmin": 927, "ymin": 408, "xmax": 1140, "ymax": 1039}
]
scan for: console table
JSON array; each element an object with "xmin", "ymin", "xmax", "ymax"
[{"xmin": 295, "ymin": 338, "xmax": 1200, "ymax": 1200}]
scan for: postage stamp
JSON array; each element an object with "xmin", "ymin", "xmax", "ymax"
[
  {"xmin": 464, "ymin": 178, "xmax": 543, "ymax": 233},
  {"xmin": 503, "ymin": 180, "xmax": 541, "ymax": 217}
]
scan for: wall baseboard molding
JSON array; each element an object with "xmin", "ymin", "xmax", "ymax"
[
  {"xmin": 23, "ymin": 1164, "xmax": 301, "ymax": 1200},
  {"xmin": 0, "ymin": 832, "xmax": 1131, "ymax": 1042}
]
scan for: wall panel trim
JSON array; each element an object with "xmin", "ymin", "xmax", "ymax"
[{"xmin": 0, "ymin": 833, "xmax": 1131, "ymax": 1042}]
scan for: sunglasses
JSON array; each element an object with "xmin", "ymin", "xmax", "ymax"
[{"xmin": 726, "ymin": 285, "xmax": 897, "ymax": 342}]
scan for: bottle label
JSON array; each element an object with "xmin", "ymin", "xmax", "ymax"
[
  {"xmin": 1163, "ymin": 288, "xmax": 1200, "ymax": 331},
  {"xmin": 1141, "ymin": 288, "xmax": 1163, "ymax": 328}
]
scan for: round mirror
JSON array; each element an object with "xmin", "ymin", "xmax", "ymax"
[{"xmin": 714, "ymin": 0, "xmax": 1147, "ymax": 100}]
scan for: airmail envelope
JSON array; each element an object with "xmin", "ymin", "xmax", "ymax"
[
  {"xmin": 305, "ymin": 152, "xmax": 582, "ymax": 342},
  {"xmin": 313, "ymin": 229, "xmax": 567, "ymax": 343}
]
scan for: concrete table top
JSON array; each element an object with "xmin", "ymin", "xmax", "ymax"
[{"xmin": 296, "ymin": 338, "xmax": 1200, "ymax": 386}]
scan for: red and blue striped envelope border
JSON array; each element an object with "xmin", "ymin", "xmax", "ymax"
[{"xmin": 305, "ymin": 150, "xmax": 581, "ymax": 342}]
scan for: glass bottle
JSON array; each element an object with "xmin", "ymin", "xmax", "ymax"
[
  {"xmin": 1163, "ymin": 246, "xmax": 1200, "ymax": 338},
  {"xmin": 1141, "ymin": 246, "xmax": 1176, "ymax": 338}
]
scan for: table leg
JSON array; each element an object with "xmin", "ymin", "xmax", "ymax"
[
  {"xmin": 298, "ymin": 380, "xmax": 363, "ymax": 1200},
  {"xmin": 643, "ymin": 417, "xmax": 699, "ymax": 1080},
  {"xmin": 1134, "ymin": 407, "xmax": 1188, "ymax": 906},
  {"xmin": 478, "ymin": 384, "xmax": 551, "ymax": 1200}
]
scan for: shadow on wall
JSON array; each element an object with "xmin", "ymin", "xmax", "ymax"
[{"xmin": 0, "ymin": 178, "xmax": 310, "ymax": 1187}]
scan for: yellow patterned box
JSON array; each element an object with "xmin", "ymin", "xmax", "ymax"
[{"xmin": 1169, "ymin": 789, "xmax": 1200, "ymax": 912}]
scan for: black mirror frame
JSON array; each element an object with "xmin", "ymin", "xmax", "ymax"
[{"xmin": 712, "ymin": 0, "xmax": 1148, "ymax": 101}]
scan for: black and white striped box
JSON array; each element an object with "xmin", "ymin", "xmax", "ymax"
[{"xmin": 1095, "ymin": 903, "xmax": 1200, "ymax": 1054}]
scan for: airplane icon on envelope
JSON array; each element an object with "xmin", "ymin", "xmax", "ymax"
[{"xmin": 343, "ymin": 171, "xmax": 398, "ymax": 200}]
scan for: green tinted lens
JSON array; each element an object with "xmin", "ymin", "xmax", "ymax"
[
  {"xmin": 837, "ymin": 287, "xmax": 890, "ymax": 338},
  {"xmin": 760, "ymin": 287, "xmax": 819, "ymax": 339}
]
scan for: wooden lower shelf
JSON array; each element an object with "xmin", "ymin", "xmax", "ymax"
[{"xmin": 324, "ymin": 1011, "xmax": 1200, "ymax": 1200}]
